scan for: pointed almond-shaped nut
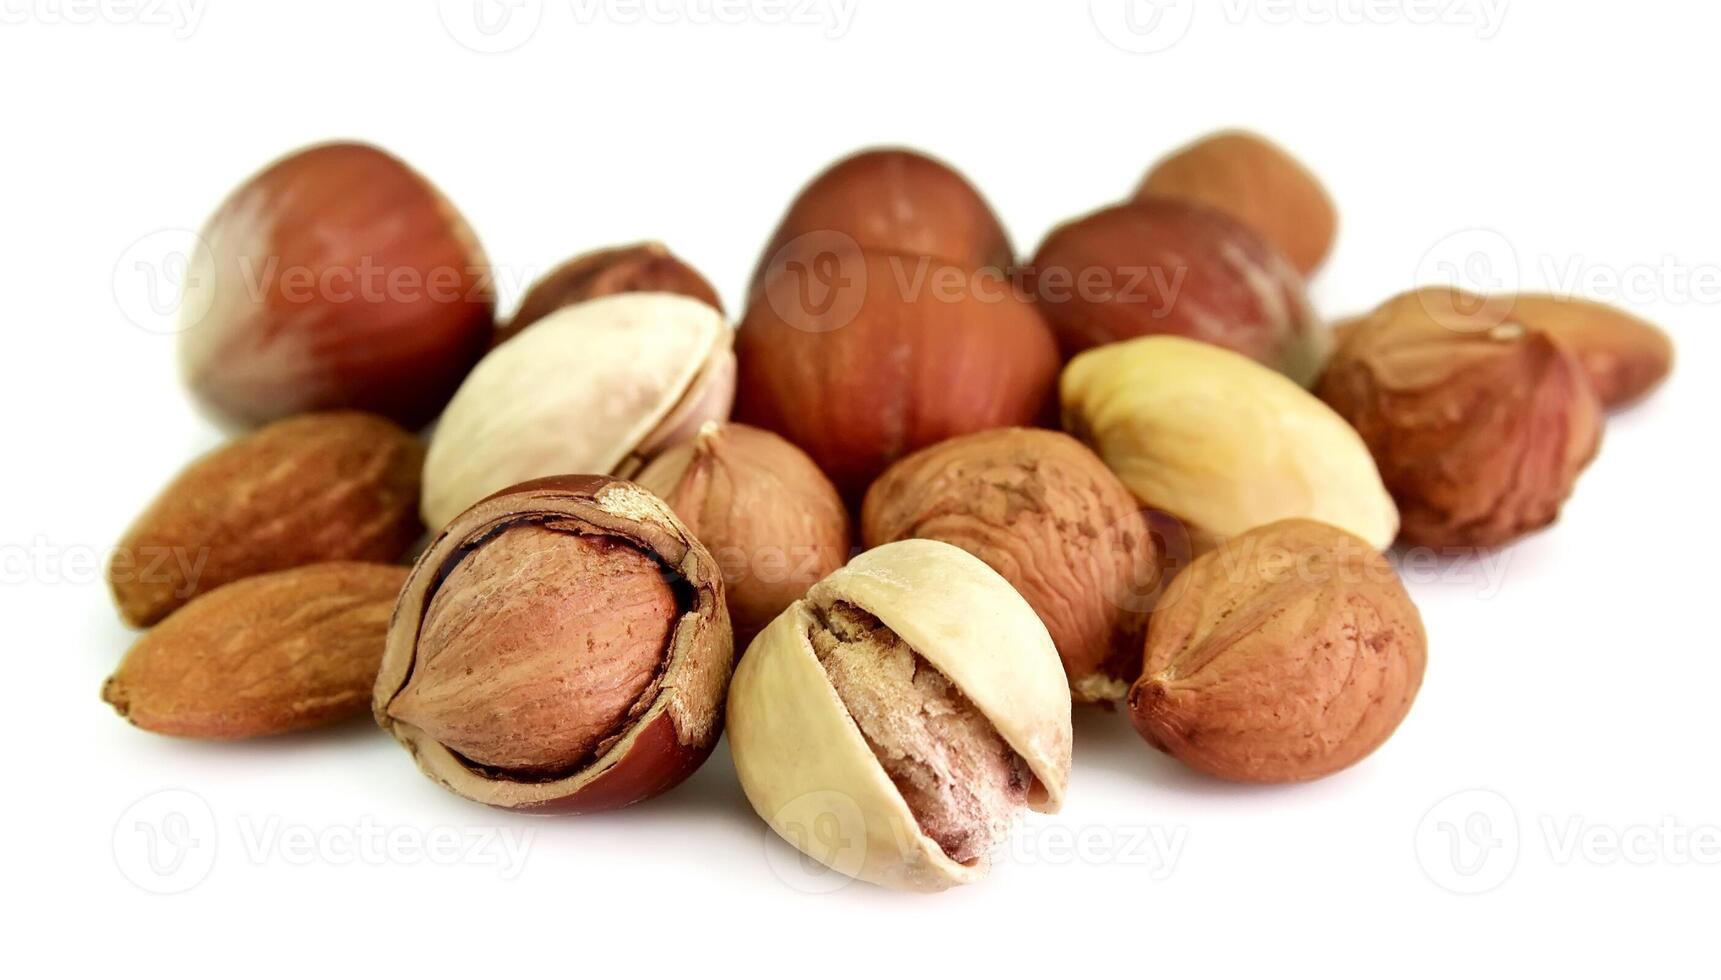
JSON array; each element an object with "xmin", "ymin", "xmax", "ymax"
[{"xmin": 1499, "ymin": 293, "xmax": 1673, "ymax": 409}]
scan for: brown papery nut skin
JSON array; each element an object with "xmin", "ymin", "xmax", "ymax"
[
  {"xmin": 1028, "ymin": 200, "xmax": 1328, "ymax": 386},
  {"xmin": 103, "ymin": 562, "xmax": 409, "ymax": 739},
  {"xmin": 374, "ymin": 475, "xmax": 733, "ymax": 813},
  {"xmin": 753, "ymin": 147, "xmax": 1012, "ymax": 282},
  {"xmin": 1128, "ymin": 520, "xmax": 1426, "ymax": 783},
  {"xmin": 735, "ymin": 241, "xmax": 1060, "ymax": 498},
  {"xmin": 1135, "ymin": 130, "xmax": 1337, "ymax": 277},
  {"xmin": 497, "ymin": 242, "xmax": 723, "ymax": 347},
  {"xmin": 107, "ymin": 412, "xmax": 423, "ymax": 628},
  {"xmin": 1318, "ymin": 289, "xmax": 1603, "ymax": 549},
  {"xmin": 634, "ymin": 423, "xmax": 851, "ymax": 645},
  {"xmin": 861, "ymin": 428, "xmax": 1157, "ymax": 703},
  {"xmin": 1500, "ymin": 294, "xmax": 1674, "ymax": 409},
  {"xmin": 178, "ymin": 142, "xmax": 495, "ymax": 429}
]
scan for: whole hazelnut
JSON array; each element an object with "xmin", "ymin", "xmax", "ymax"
[
  {"xmin": 861, "ymin": 428, "xmax": 1158, "ymax": 703},
  {"xmin": 374, "ymin": 475, "xmax": 732, "ymax": 812},
  {"xmin": 753, "ymin": 147, "xmax": 1012, "ymax": 280},
  {"xmin": 1317, "ymin": 289, "xmax": 1603, "ymax": 549},
  {"xmin": 1134, "ymin": 129, "xmax": 1337, "ymax": 277},
  {"xmin": 1062, "ymin": 335, "xmax": 1400, "ymax": 551},
  {"xmin": 421, "ymin": 292, "xmax": 735, "ymax": 530},
  {"xmin": 179, "ymin": 141, "xmax": 494, "ymax": 429},
  {"xmin": 1128, "ymin": 519, "xmax": 1426, "ymax": 783},
  {"xmin": 498, "ymin": 242, "xmax": 722, "ymax": 347},
  {"xmin": 728, "ymin": 539, "xmax": 1072, "ymax": 891},
  {"xmin": 1028, "ymin": 199, "xmax": 1328, "ymax": 385},
  {"xmin": 735, "ymin": 239, "xmax": 1060, "ymax": 497},
  {"xmin": 634, "ymin": 422, "xmax": 852, "ymax": 645}
]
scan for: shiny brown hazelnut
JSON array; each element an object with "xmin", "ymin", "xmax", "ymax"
[
  {"xmin": 1317, "ymin": 289, "xmax": 1603, "ymax": 549},
  {"xmin": 1028, "ymin": 199, "xmax": 1328, "ymax": 385},
  {"xmin": 497, "ymin": 242, "xmax": 722, "ymax": 347},
  {"xmin": 374, "ymin": 475, "xmax": 733, "ymax": 813},
  {"xmin": 861, "ymin": 428, "xmax": 1159, "ymax": 703},
  {"xmin": 178, "ymin": 141, "xmax": 495, "ymax": 429},
  {"xmin": 634, "ymin": 422, "xmax": 852, "ymax": 645}
]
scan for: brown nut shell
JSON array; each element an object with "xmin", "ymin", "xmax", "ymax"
[
  {"xmin": 861, "ymin": 428, "xmax": 1157, "ymax": 703},
  {"xmin": 635, "ymin": 422, "xmax": 851, "ymax": 645},
  {"xmin": 374, "ymin": 475, "xmax": 733, "ymax": 813},
  {"xmin": 1135, "ymin": 129, "xmax": 1337, "ymax": 277},
  {"xmin": 1028, "ymin": 199, "xmax": 1328, "ymax": 385},
  {"xmin": 1499, "ymin": 294, "xmax": 1673, "ymax": 409},
  {"xmin": 1128, "ymin": 520, "xmax": 1426, "ymax": 783},
  {"xmin": 108, "ymin": 412, "xmax": 423, "ymax": 628},
  {"xmin": 1318, "ymin": 289, "xmax": 1603, "ymax": 549},
  {"xmin": 103, "ymin": 562, "xmax": 409, "ymax": 738},
  {"xmin": 498, "ymin": 242, "xmax": 722, "ymax": 346}
]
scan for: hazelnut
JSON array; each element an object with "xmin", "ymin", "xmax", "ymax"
[
  {"xmin": 861, "ymin": 428, "xmax": 1158, "ymax": 703},
  {"xmin": 728, "ymin": 539, "xmax": 1072, "ymax": 891},
  {"xmin": 1028, "ymin": 199, "xmax": 1328, "ymax": 385},
  {"xmin": 374, "ymin": 475, "xmax": 732, "ymax": 812},
  {"xmin": 734, "ymin": 239, "xmax": 1060, "ymax": 497},
  {"xmin": 753, "ymin": 147, "xmax": 1012, "ymax": 280},
  {"xmin": 178, "ymin": 141, "xmax": 494, "ymax": 429},
  {"xmin": 1062, "ymin": 335, "xmax": 1399, "ymax": 550},
  {"xmin": 634, "ymin": 422, "xmax": 852, "ymax": 645},
  {"xmin": 498, "ymin": 242, "xmax": 722, "ymax": 347},
  {"xmin": 1128, "ymin": 519, "xmax": 1426, "ymax": 783},
  {"xmin": 1498, "ymin": 293, "xmax": 1673, "ymax": 409},
  {"xmin": 1317, "ymin": 289, "xmax": 1603, "ymax": 549},
  {"xmin": 1134, "ymin": 129, "xmax": 1337, "ymax": 277},
  {"xmin": 421, "ymin": 292, "xmax": 735, "ymax": 530}
]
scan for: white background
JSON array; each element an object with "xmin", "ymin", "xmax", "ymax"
[{"xmin": 3, "ymin": 1, "xmax": 1716, "ymax": 975}]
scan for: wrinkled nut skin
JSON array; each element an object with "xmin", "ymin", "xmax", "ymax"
[
  {"xmin": 178, "ymin": 142, "xmax": 495, "ymax": 429},
  {"xmin": 375, "ymin": 475, "xmax": 733, "ymax": 813},
  {"xmin": 108, "ymin": 412, "xmax": 423, "ymax": 628},
  {"xmin": 735, "ymin": 240, "xmax": 1060, "ymax": 498},
  {"xmin": 753, "ymin": 147, "xmax": 1012, "ymax": 282},
  {"xmin": 422, "ymin": 292, "xmax": 735, "ymax": 530},
  {"xmin": 1499, "ymin": 294, "xmax": 1673, "ymax": 409},
  {"xmin": 1318, "ymin": 291, "xmax": 1603, "ymax": 549},
  {"xmin": 728, "ymin": 539, "xmax": 1072, "ymax": 891},
  {"xmin": 498, "ymin": 242, "xmax": 723, "ymax": 347},
  {"xmin": 103, "ymin": 562, "xmax": 409, "ymax": 739},
  {"xmin": 861, "ymin": 428, "xmax": 1156, "ymax": 703},
  {"xmin": 635, "ymin": 422, "xmax": 851, "ymax": 645},
  {"xmin": 1062, "ymin": 336, "xmax": 1400, "ymax": 551},
  {"xmin": 1128, "ymin": 520, "xmax": 1426, "ymax": 783},
  {"xmin": 1028, "ymin": 199, "xmax": 1328, "ymax": 386},
  {"xmin": 1134, "ymin": 130, "xmax": 1337, "ymax": 277}
]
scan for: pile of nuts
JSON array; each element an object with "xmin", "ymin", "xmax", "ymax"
[{"xmin": 101, "ymin": 133, "xmax": 1674, "ymax": 892}]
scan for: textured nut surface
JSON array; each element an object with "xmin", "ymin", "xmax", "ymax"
[
  {"xmin": 1318, "ymin": 290, "xmax": 1602, "ymax": 548},
  {"xmin": 1502, "ymin": 293, "xmax": 1673, "ymax": 408},
  {"xmin": 178, "ymin": 141, "xmax": 494, "ymax": 429},
  {"xmin": 861, "ymin": 428, "xmax": 1157, "ymax": 702},
  {"xmin": 1135, "ymin": 130, "xmax": 1337, "ymax": 277},
  {"xmin": 635, "ymin": 422, "xmax": 850, "ymax": 644},
  {"xmin": 1062, "ymin": 336, "xmax": 1399, "ymax": 549},
  {"xmin": 422, "ymin": 292, "xmax": 735, "ymax": 530},
  {"xmin": 1128, "ymin": 520, "xmax": 1426, "ymax": 783},
  {"xmin": 727, "ymin": 539, "xmax": 1072, "ymax": 891},
  {"xmin": 499, "ymin": 242, "xmax": 722, "ymax": 346},
  {"xmin": 1030, "ymin": 199, "xmax": 1328, "ymax": 385},
  {"xmin": 376, "ymin": 475, "xmax": 733, "ymax": 813},
  {"xmin": 103, "ymin": 562, "xmax": 409, "ymax": 738},
  {"xmin": 108, "ymin": 412, "xmax": 423, "ymax": 628}
]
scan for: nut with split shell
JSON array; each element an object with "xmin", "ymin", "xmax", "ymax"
[
  {"xmin": 727, "ymin": 539, "xmax": 1072, "ymax": 891},
  {"xmin": 498, "ymin": 241, "xmax": 722, "ymax": 347},
  {"xmin": 374, "ymin": 475, "xmax": 733, "ymax": 813},
  {"xmin": 421, "ymin": 292, "xmax": 735, "ymax": 531}
]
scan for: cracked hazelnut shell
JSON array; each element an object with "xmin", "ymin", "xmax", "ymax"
[
  {"xmin": 178, "ymin": 141, "xmax": 495, "ymax": 429},
  {"xmin": 1129, "ymin": 520, "xmax": 1426, "ymax": 783},
  {"xmin": 498, "ymin": 242, "xmax": 721, "ymax": 347},
  {"xmin": 728, "ymin": 539, "xmax": 1072, "ymax": 891},
  {"xmin": 861, "ymin": 428, "xmax": 1157, "ymax": 703},
  {"xmin": 374, "ymin": 475, "xmax": 733, "ymax": 813}
]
